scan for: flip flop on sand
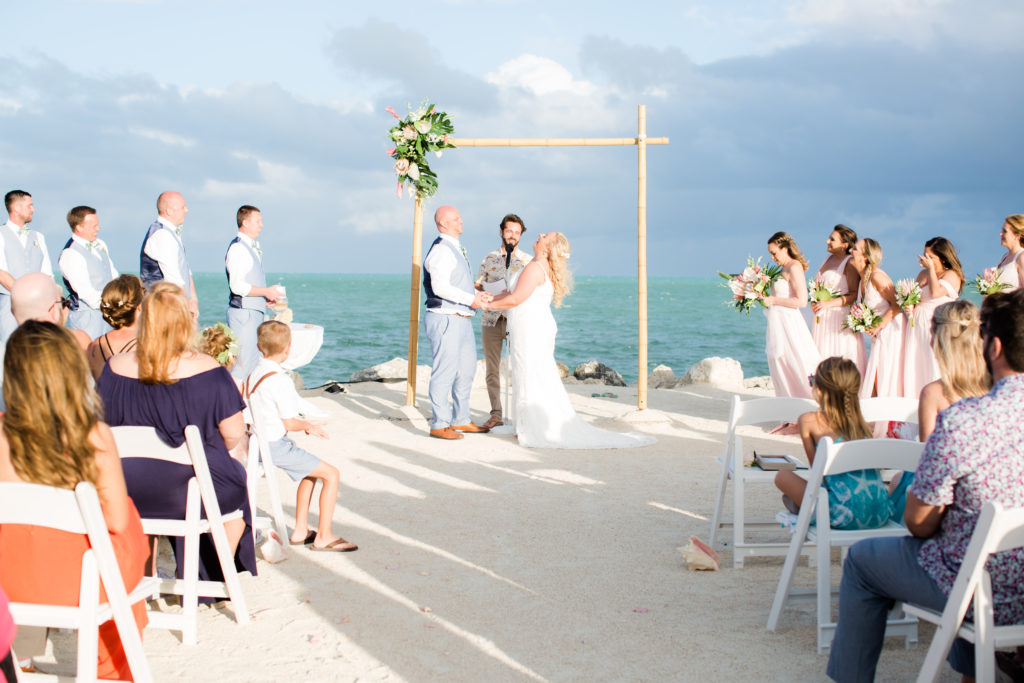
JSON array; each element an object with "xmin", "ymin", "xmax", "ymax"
[
  {"xmin": 290, "ymin": 530, "xmax": 317, "ymax": 546},
  {"xmin": 310, "ymin": 538, "xmax": 358, "ymax": 552}
]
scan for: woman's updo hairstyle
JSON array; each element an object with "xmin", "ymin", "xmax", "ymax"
[{"xmin": 99, "ymin": 274, "xmax": 144, "ymax": 329}]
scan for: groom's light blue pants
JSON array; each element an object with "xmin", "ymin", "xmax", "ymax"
[{"xmin": 424, "ymin": 311, "xmax": 476, "ymax": 430}]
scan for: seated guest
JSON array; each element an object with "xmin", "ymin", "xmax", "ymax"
[
  {"xmin": 97, "ymin": 282, "xmax": 256, "ymax": 592},
  {"xmin": 86, "ymin": 275, "xmax": 144, "ymax": 381},
  {"xmin": 10, "ymin": 272, "xmax": 89, "ymax": 349},
  {"xmin": 0, "ymin": 321, "xmax": 148, "ymax": 680},
  {"xmin": 826, "ymin": 289, "xmax": 1024, "ymax": 682},
  {"xmin": 198, "ymin": 322, "xmax": 241, "ymax": 385},
  {"xmin": 774, "ymin": 356, "xmax": 893, "ymax": 529}
]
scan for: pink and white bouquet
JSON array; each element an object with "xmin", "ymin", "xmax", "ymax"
[
  {"xmin": 843, "ymin": 302, "xmax": 883, "ymax": 333},
  {"xmin": 718, "ymin": 256, "xmax": 783, "ymax": 315},
  {"xmin": 971, "ymin": 268, "xmax": 1011, "ymax": 296},
  {"xmin": 894, "ymin": 279, "xmax": 923, "ymax": 327},
  {"xmin": 808, "ymin": 274, "xmax": 842, "ymax": 323}
]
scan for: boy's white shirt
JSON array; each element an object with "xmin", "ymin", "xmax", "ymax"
[{"xmin": 246, "ymin": 356, "xmax": 301, "ymax": 442}]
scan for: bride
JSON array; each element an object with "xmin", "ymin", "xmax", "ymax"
[{"xmin": 487, "ymin": 232, "xmax": 655, "ymax": 449}]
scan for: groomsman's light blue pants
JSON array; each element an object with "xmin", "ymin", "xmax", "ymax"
[
  {"xmin": 227, "ymin": 307, "xmax": 267, "ymax": 381},
  {"xmin": 67, "ymin": 306, "xmax": 112, "ymax": 340},
  {"xmin": 424, "ymin": 311, "xmax": 476, "ymax": 430}
]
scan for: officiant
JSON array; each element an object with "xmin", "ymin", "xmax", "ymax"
[{"xmin": 475, "ymin": 213, "xmax": 532, "ymax": 430}]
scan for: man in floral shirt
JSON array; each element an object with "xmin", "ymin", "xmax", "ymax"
[
  {"xmin": 827, "ymin": 289, "xmax": 1024, "ymax": 682},
  {"xmin": 474, "ymin": 214, "xmax": 531, "ymax": 430}
]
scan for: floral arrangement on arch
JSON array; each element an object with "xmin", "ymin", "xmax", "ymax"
[{"xmin": 386, "ymin": 101, "xmax": 456, "ymax": 199}]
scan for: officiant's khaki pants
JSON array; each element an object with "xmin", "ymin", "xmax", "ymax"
[{"xmin": 481, "ymin": 316, "xmax": 507, "ymax": 419}]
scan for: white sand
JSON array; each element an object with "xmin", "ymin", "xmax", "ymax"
[{"xmin": 82, "ymin": 379, "xmax": 955, "ymax": 681}]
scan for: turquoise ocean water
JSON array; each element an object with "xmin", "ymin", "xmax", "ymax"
[{"xmin": 195, "ymin": 273, "xmax": 771, "ymax": 388}]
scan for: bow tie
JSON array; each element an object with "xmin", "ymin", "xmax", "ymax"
[
  {"xmin": 459, "ymin": 245, "xmax": 468, "ymax": 261},
  {"xmin": 253, "ymin": 240, "xmax": 263, "ymax": 257},
  {"xmin": 16, "ymin": 226, "xmax": 30, "ymax": 238},
  {"xmin": 86, "ymin": 240, "xmax": 98, "ymax": 250}
]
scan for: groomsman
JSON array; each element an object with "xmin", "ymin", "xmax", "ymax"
[
  {"xmin": 0, "ymin": 190, "xmax": 53, "ymax": 342},
  {"xmin": 475, "ymin": 213, "xmax": 532, "ymax": 430},
  {"xmin": 59, "ymin": 206, "xmax": 118, "ymax": 339},
  {"xmin": 225, "ymin": 205, "xmax": 282, "ymax": 380},
  {"xmin": 422, "ymin": 205, "xmax": 492, "ymax": 439},
  {"xmin": 140, "ymin": 190, "xmax": 198, "ymax": 317}
]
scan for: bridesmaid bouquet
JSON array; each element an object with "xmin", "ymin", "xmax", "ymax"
[
  {"xmin": 894, "ymin": 279, "xmax": 923, "ymax": 327},
  {"xmin": 971, "ymin": 268, "xmax": 1011, "ymax": 296},
  {"xmin": 718, "ymin": 256, "xmax": 782, "ymax": 315},
  {"xmin": 808, "ymin": 274, "xmax": 842, "ymax": 324},
  {"xmin": 842, "ymin": 302, "xmax": 882, "ymax": 333}
]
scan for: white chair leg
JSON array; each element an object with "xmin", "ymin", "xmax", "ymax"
[
  {"xmin": 733, "ymin": 451, "xmax": 745, "ymax": 568},
  {"xmin": 77, "ymin": 553, "xmax": 100, "ymax": 683},
  {"xmin": 182, "ymin": 480, "xmax": 201, "ymax": 646},
  {"xmin": 816, "ymin": 519, "xmax": 832, "ymax": 653},
  {"xmin": 709, "ymin": 448, "xmax": 731, "ymax": 548},
  {"xmin": 974, "ymin": 574, "xmax": 995, "ymax": 682},
  {"xmin": 264, "ymin": 465, "xmax": 290, "ymax": 545}
]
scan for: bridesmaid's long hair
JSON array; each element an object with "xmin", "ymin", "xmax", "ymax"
[
  {"xmin": 924, "ymin": 237, "xmax": 965, "ymax": 294},
  {"xmin": 812, "ymin": 357, "xmax": 872, "ymax": 441},
  {"xmin": 137, "ymin": 282, "xmax": 196, "ymax": 385},
  {"xmin": 832, "ymin": 224, "xmax": 858, "ymax": 254},
  {"xmin": 931, "ymin": 301, "xmax": 990, "ymax": 403},
  {"xmin": 767, "ymin": 232, "xmax": 809, "ymax": 271},
  {"xmin": 861, "ymin": 238, "xmax": 883, "ymax": 293},
  {"xmin": 2, "ymin": 321, "xmax": 101, "ymax": 488},
  {"xmin": 546, "ymin": 233, "xmax": 574, "ymax": 307}
]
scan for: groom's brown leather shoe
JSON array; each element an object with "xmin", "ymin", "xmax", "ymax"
[
  {"xmin": 430, "ymin": 427, "xmax": 463, "ymax": 440},
  {"xmin": 452, "ymin": 423, "xmax": 490, "ymax": 433}
]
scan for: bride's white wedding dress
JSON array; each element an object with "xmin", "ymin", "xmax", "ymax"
[{"xmin": 506, "ymin": 274, "xmax": 656, "ymax": 449}]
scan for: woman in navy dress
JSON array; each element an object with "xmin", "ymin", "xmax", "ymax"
[{"xmin": 98, "ymin": 282, "xmax": 255, "ymax": 590}]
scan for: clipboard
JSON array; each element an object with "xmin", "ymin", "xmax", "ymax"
[{"xmin": 753, "ymin": 452, "xmax": 807, "ymax": 471}]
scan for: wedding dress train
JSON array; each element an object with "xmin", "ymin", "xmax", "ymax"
[{"xmin": 506, "ymin": 275, "xmax": 655, "ymax": 449}]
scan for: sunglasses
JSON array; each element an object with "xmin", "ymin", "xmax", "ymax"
[{"xmin": 51, "ymin": 296, "xmax": 69, "ymax": 310}]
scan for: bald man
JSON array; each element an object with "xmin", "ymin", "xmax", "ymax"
[
  {"xmin": 140, "ymin": 191, "xmax": 198, "ymax": 316},
  {"xmin": 10, "ymin": 272, "xmax": 89, "ymax": 349},
  {"xmin": 421, "ymin": 205, "xmax": 492, "ymax": 439}
]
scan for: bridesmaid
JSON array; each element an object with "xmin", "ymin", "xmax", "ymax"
[
  {"xmin": 902, "ymin": 236, "xmax": 964, "ymax": 398},
  {"xmin": 764, "ymin": 232, "xmax": 821, "ymax": 400},
  {"xmin": 849, "ymin": 238, "xmax": 904, "ymax": 398},
  {"xmin": 810, "ymin": 224, "xmax": 866, "ymax": 373},
  {"xmin": 993, "ymin": 214, "xmax": 1024, "ymax": 291}
]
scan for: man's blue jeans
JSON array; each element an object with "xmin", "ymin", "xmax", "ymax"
[{"xmin": 827, "ymin": 536, "xmax": 974, "ymax": 681}]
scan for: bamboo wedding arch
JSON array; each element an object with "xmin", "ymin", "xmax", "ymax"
[{"xmin": 405, "ymin": 105, "xmax": 668, "ymax": 411}]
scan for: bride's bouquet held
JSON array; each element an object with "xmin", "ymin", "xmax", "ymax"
[
  {"xmin": 894, "ymin": 279, "xmax": 923, "ymax": 326},
  {"xmin": 808, "ymin": 274, "xmax": 842, "ymax": 324},
  {"xmin": 842, "ymin": 302, "xmax": 882, "ymax": 334},
  {"xmin": 971, "ymin": 268, "xmax": 1011, "ymax": 296},
  {"xmin": 718, "ymin": 256, "xmax": 782, "ymax": 315}
]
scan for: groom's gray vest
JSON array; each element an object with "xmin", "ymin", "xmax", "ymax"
[
  {"xmin": 423, "ymin": 236, "xmax": 474, "ymax": 315},
  {"xmin": 225, "ymin": 236, "xmax": 266, "ymax": 312},
  {"xmin": 61, "ymin": 238, "xmax": 114, "ymax": 311}
]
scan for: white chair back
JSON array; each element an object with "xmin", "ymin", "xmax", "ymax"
[
  {"xmin": 0, "ymin": 481, "xmax": 154, "ymax": 682},
  {"xmin": 244, "ymin": 397, "xmax": 290, "ymax": 544},
  {"xmin": 859, "ymin": 396, "xmax": 919, "ymax": 425}
]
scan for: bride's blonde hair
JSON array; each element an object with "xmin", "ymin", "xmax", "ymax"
[{"xmin": 545, "ymin": 233, "xmax": 574, "ymax": 307}]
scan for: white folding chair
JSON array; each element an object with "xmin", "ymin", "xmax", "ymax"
[
  {"xmin": 111, "ymin": 425, "xmax": 251, "ymax": 646},
  {"xmin": 767, "ymin": 437, "xmax": 922, "ymax": 652},
  {"xmin": 906, "ymin": 502, "xmax": 1024, "ymax": 683},
  {"xmin": 859, "ymin": 396, "xmax": 919, "ymax": 425},
  {"xmin": 244, "ymin": 399, "xmax": 291, "ymax": 545},
  {"xmin": 0, "ymin": 481, "xmax": 157, "ymax": 683},
  {"xmin": 709, "ymin": 394, "xmax": 818, "ymax": 567}
]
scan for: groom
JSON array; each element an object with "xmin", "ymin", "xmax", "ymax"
[{"xmin": 422, "ymin": 205, "xmax": 492, "ymax": 439}]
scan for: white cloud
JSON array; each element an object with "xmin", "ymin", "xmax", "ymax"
[
  {"xmin": 0, "ymin": 98, "xmax": 21, "ymax": 113},
  {"xmin": 129, "ymin": 127, "xmax": 195, "ymax": 147},
  {"xmin": 199, "ymin": 154, "xmax": 311, "ymax": 198},
  {"xmin": 485, "ymin": 55, "xmax": 596, "ymax": 96}
]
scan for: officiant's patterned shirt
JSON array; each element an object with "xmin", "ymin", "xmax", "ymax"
[{"xmin": 476, "ymin": 247, "xmax": 531, "ymax": 326}]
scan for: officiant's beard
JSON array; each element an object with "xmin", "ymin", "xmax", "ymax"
[{"xmin": 503, "ymin": 240, "xmax": 517, "ymax": 254}]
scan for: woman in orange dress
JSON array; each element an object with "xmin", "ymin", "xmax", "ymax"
[{"xmin": 0, "ymin": 321, "xmax": 148, "ymax": 681}]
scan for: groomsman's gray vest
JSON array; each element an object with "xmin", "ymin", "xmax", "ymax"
[
  {"xmin": 139, "ymin": 220, "xmax": 191, "ymax": 292},
  {"xmin": 423, "ymin": 236, "xmax": 474, "ymax": 315},
  {"xmin": 225, "ymin": 236, "xmax": 266, "ymax": 312},
  {"xmin": 61, "ymin": 238, "xmax": 114, "ymax": 311},
  {"xmin": 0, "ymin": 226, "xmax": 45, "ymax": 295}
]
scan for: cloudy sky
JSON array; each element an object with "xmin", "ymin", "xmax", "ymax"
[{"xmin": 1, "ymin": 0, "xmax": 1021, "ymax": 278}]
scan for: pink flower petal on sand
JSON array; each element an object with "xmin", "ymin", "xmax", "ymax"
[
  {"xmin": 633, "ymin": 608, "xmax": 649, "ymax": 613},
  {"xmin": 420, "ymin": 606, "xmax": 432, "ymax": 613}
]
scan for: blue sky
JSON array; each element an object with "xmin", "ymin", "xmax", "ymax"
[{"xmin": 1, "ymin": 0, "xmax": 1021, "ymax": 278}]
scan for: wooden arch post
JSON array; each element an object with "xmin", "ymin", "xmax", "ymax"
[{"xmin": 405, "ymin": 105, "xmax": 668, "ymax": 411}]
